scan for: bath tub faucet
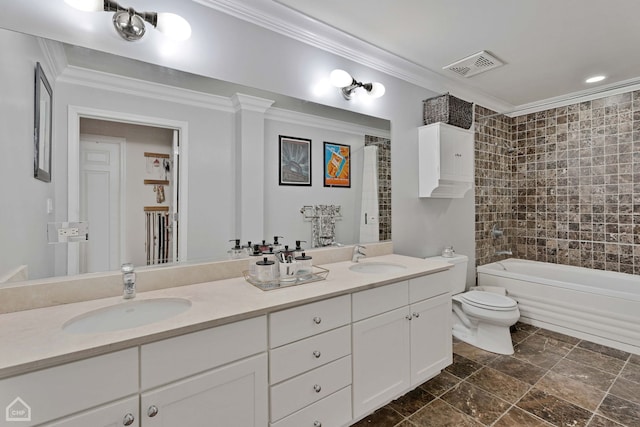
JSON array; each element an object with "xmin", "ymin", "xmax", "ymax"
[
  {"xmin": 121, "ymin": 263, "xmax": 136, "ymax": 299},
  {"xmin": 352, "ymin": 245, "xmax": 367, "ymax": 263}
]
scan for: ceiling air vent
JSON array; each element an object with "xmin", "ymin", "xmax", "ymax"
[{"xmin": 443, "ymin": 50, "xmax": 504, "ymax": 78}]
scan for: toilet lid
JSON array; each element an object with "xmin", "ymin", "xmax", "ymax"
[{"xmin": 461, "ymin": 291, "xmax": 517, "ymax": 310}]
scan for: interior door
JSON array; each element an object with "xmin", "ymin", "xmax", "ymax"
[
  {"xmin": 170, "ymin": 129, "xmax": 179, "ymax": 263},
  {"xmin": 79, "ymin": 137, "xmax": 122, "ymax": 273}
]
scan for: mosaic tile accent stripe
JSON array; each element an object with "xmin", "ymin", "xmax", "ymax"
[
  {"xmin": 474, "ymin": 91, "xmax": 640, "ymax": 274},
  {"xmin": 365, "ymin": 136, "xmax": 392, "ymax": 241}
]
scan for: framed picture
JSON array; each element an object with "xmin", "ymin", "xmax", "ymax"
[
  {"xmin": 34, "ymin": 62, "xmax": 53, "ymax": 182},
  {"xmin": 279, "ymin": 135, "xmax": 311, "ymax": 186},
  {"xmin": 323, "ymin": 142, "xmax": 350, "ymax": 188}
]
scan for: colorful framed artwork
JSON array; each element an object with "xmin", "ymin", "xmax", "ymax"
[
  {"xmin": 323, "ymin": 142, "xmax": 350, "ymax": 188},
  {"xmin": 279, "ymin": 135, "xmax": 312, "ymax": 186}
]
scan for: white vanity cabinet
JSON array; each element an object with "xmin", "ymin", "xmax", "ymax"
[
  {"xmin": 0, "ymin": 348, "xmax": 139, "ymax": 427},
  {"xmin": 268, "ymin": 295, "xmax": 353, "ymax": 427},
  {"xmin": 139, "ymin": 316, "xmax": 268, "ymax": 427},
  {"xmin": 352, "ymin": 272, "xmax": 452, "ymax": 419}
]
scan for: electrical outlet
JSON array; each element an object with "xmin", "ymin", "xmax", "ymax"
[{"xmin": 58, "ymin": 228, "xmax": 79, "ymax": 237}]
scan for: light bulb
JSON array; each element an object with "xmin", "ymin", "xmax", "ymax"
[
  {"xmin": 585, "ymin": 75, "xmax": 605, "ymax": 84},
  {"xmin": 330, "ymin": 69, "xmax": 353, "ymax": 88},
  {"xmin": 64, "ymin": 0, "xmax": 104, "ymax": 12},
  {"xmin": 156, "ymin": 13, "xmax": 192, "ymax": 41},
  {"xmin": 367, "ymin": 82, "xmax": 386, "ymax": 98}
]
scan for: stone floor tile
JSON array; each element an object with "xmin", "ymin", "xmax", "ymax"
[
  {"xmin": 408, "ymin": 399, "xmax": 484, "ymax": 427},
  {"xmin": 587, "ymin": 414, "xmax": 625, "ymax": 426},
  {"xmin": 419, "ymin": 371, "xmax": 461, "ymax": 397},
  {"xmin": 488, "ymin": 355, "xmax": 547, "ymax": 385},
  {"xmin": 388, "ymin": 386, "xmax": 436, "ymax": 417},
  {"xmin": 441, "ymin": 381, "xmax": 510, "ymax": 425},
  {"xmin": 351, "ymin": 406, "xmax": 404, "ymax": 427},
  {"xmin": 577, "ymin": 341, "xmax": 630, "ymax": 361},
  {"xmin": 444, "ymin": 354, "xmax": 483, "ymax": 379},
  {"xmin": 565, "ymin": 347, "xmax": 626, "ymax": 376},
  {"xmin": 535, "ymin": 328, "xmax": 582, "ymax": 346},
  {"xmin": 619, "ymin": 361, "xmax": 640, "ymax": 384},
  {"xmin": 551, "ymin": 359, "xmax": 616, "ymax": 391},
  {"xmin": 493, "ymin": 406, "xmax": 553, "ymax": 427},
  {"xmin": 453, "ymin": 341, "xmax": 500, "ymax": 365},
  {"xmin": 517, "ymin": 388, "xmax": 592, "ymax": 427},
  {"xmin": 609, "ymin": 376, "xmax": 640, "ymax": 406},
  {"xmin": 466, "ymin": 366, "xmax": 531, "ymax": 403},
  {"xmin": 536, "ymin": 370, "xmax": 606, "ymax": 411},
  {"xmin": 597, "ymin": 394, "xmax": 640, "ymax": 427}
]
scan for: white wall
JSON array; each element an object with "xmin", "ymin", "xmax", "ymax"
[{"xmin": 0, "ymin": 31, "xmax": 56, "ymax": 280}]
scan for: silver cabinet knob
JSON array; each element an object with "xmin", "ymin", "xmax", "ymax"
[
  {"xmin": 314, "ymin": 422, "xmax": 322, "ymax": 427},
  {"xmin": 313, "ymin": 384, "xmax": 322, "ymax": 393},
  {"xmin": 147, "ymin": 405, "xmax": 159, "ymax": 418},
  {"xmin": 405, "ymin": 315, "xmax": 412, "ymax": 321},
  {"xmin": 413, "ymin": 312, "xmax": 420, "ymax": 318},
  {"xmin": 313, "ymin": 350, "xmax": 321, "ymax": 358},
  {"xmin": 123, "ymin": 413, "xmax": 135, "ymax": 426},
  {"xmin": 313, "ymin": 316, "xmax": 322, "ymax": 324}
]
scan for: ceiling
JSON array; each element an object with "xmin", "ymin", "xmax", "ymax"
[{"xmin": 268, "ymin": 0, "xmax": 640, "ymax": 113}]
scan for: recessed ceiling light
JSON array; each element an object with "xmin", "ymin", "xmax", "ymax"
[{"xmin": 585, "ymin": 75, "xmax": 606, "ymax": 83}]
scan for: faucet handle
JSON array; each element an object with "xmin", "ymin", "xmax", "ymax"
[{"xmin": 121, "ymin": 263, "xmax": 135, "ymax": 274}]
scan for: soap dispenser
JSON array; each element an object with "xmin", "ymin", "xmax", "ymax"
[
  {"xmin": 295, "ymin": 240, "xmax": 307, "ymax": 251},
  {"xmin": 295, "ymin": 252, "xmax": 313, "ymax": 278},
  {"xmin": 272, "ymin": 236, "xmax": 284, "ymax": 252},
  {"xmin": 228, "ymin": 239, "xmax": 246, "ymax": 259}
]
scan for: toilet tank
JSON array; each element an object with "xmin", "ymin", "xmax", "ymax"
[{"xmin": 425, "ymin": 254, "xmax": 468, "ymax": 294}]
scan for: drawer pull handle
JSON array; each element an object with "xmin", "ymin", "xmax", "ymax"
[
  {"xmin": 313, "ymin": 316, "xmax": 322, "ymax": 324},
  {"xmin": 313, "ymin": 350, "xmax": 321, "ymax": 358},
  {"xmin": 123, "ymin": 413, "xmax": 135, "ymax": 426},
  {"xmin": 405, "ymin": 315, "xmax": 413, "ymax": 321},
  {"xmin": 314, "ymin": 422, "xmax": 322, "ymax": 427},
  {"xmin": 147, "ymin": 405, "xmax": 159, "ymax": 418},
  {"xmin": 413, "ymin": 312, "xmax": 420, "ymax": 318},
  {"xmin": 313, "ymin": 384, "xmax": 322, "ymax": 393}
]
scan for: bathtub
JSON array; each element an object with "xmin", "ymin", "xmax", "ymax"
[{"xmin": 477, "ymin": 258, "xmax": 640, "ymax": 354}]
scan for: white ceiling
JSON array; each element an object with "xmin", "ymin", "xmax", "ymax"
[{"xmin": 270, "ymin": 0, "xmax": 640, "ymax": 112}]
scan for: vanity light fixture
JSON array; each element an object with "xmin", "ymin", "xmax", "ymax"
[
  {"xmin": 329, "ymin": 69, "xmax": 385, "ymax": 100},
  {"xmin": 585, "ymin": 75, "xmax": 606, "ymax": 83},
  {"xmin": 64, "ymin": 0, "xmax": 192, "ymax": 42}
]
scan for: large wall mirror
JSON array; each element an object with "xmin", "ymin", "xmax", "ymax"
[{"xmin": 0, "ymin": 27, "xmax": 391, "ymax": 285}]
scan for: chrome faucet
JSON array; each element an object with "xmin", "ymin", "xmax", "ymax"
[
  {"xmin": 121, "ymin": 263, "xmax": 136, "ymax": 299},
  {"xmin": 352, "ymin": 245, "xmax": 367, "ymax": 263}
]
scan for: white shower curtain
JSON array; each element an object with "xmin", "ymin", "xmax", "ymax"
[{"xmin": 359, "ymin": 145, "xmax": 379, "ymax": 243}]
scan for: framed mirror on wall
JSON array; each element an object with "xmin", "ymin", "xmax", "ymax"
[{"xmin": 34, "ymin": 62, "xmax": 52, "ymax": 183}]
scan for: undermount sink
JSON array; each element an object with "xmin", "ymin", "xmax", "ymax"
[
  {"xmin": 63, "ymin": 298, "xmax": 192, "ymax": 334},
  {"xmin": 349, "ymin": 262, "xmax": 407, "ymax": 274}
]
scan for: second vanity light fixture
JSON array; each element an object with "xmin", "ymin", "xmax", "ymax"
[
  {"xmin": 330, "ymin": 69, "xmax": 385, "ymax": 100},
  {"xmin": 64, "ymin": 0, "xmax": 192, "ymax": 42}
]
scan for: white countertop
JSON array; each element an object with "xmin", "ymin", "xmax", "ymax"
[{"xmin": 0, "ymin": 254, "xmax": 452, "ymax": 379}]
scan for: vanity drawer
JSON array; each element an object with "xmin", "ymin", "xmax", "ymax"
[
  {"xmin": 0, "ymin": 348, "xmax": 138, "ymax": 425},
  {"xmin": 409, "ymin": 270, "xmax": 451, "ymax": 303},
  {"xmin": 270, "ymin": 386, "xmax": 352, "ymax": 427},
  {"xmin": 141, "ymin": 315, "xmax": 267, "ymax": 390},
  {"xmin": 270, "ymin": 355, "xmax": 351, "ymax": 422},
  {"xmin": 269, "ymin": 295, "xmax": 351, "ymax": 348},
  {"xmin": 352, "ymin": 281, "xmax": 408, "ymax": 321},
  {"xmin": 270, "ymin": 325, "xmax": 351, "ymax": 384}
]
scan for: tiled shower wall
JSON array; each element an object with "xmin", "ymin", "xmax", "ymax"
[
  {"xmin": 365, "ymin": 136, "xmax": 391, "ymax": 241},
  {"xmin": 474, "ymin": 91, "xmax": 640, "ymax": 274}
]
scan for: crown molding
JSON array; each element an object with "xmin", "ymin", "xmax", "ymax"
[
  {"xmin": 194, "ymin": 0, "xmax": 513, "ymax": 113},
  {"xmin": 231, "ymin": 93, "xmax": 275, "ymax": 113},
  {"xmin": 58, "ymin": 66, "xmax": 236, "ymax": 112},
  {"xmin": 37, "ymin": 37, "xmax": 68, "ymax": 82},
  {"xmin": 266, "ymin": 107, "xmax": 391, "ymax": 139}
]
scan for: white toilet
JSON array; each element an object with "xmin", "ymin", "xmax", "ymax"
[{"xmin": 427, "ymin": 254, "xmax": 520, "ymax": 355}]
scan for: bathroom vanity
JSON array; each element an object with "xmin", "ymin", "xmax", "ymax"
[{"xmin": 0, "ymin": 253, "xmax": 452, "ymax": 427}]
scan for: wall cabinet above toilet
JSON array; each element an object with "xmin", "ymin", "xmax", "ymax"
[{"xmin": 418, "ymin": 122, "xmax": 474, "ymax": 198}]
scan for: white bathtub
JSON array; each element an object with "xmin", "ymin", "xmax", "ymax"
[{"xmin": 477, "ymin": 258, "xmax": 640, "ymax": 354}]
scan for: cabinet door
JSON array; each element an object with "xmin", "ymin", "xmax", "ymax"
[
  {"xmin": 352, "ymin": 306, "xmax": 411, "ymax": 419},
  {"xmin": 141, "ymin": 353, "xmax": 267, "ymax": 427},
  {"xmin": 410, "ymin": 293, "xmax": 453, "ymax": 386},
  {"xmin": 44, "ymin": 397, "xmax": 139, "ymax": 427}
]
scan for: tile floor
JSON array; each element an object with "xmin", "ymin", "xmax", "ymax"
[{"xmin": 352, "ymin": 323, "xmax": 640, "ymax": 427}]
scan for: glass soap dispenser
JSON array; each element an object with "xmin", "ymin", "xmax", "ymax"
[{"xmin": 294, "ymin": 252, "xmax": 313, "ymax": 278}]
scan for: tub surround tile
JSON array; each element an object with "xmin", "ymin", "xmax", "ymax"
[
  {"xmin": 517, "ymin": 388, "xmax": 593, "ymax": 427},
  {"xmin": 444, "ymin": 354, "xmax": 483, "ymax": 379},
  {"xmin": 441, "ymin": 381, "xmax": 511, "ymax": 425},
  {"xmin": 488, "ymin": 355, "xmax": 547, "ymax": 385},
  {"xmin": 419, "ymin": 371, "xmax": 461, "ymax": 397},
  {"xmin": 565, "ymin": 347, "xmax": 626, "ymax": 375},
  {"xmin": 597, "ymin": 394, "xmax": 640, "ymax": 426},
  {"xmin": 536, "ymin": 371, "xmax": 606, "ymax": 411},
  {"xmin": 408, "ymin": 399, "xmax": 484, "ymax": 427},
  {"xmin": 551, "ymin": 359, "xmax": 616, "ymax": 392},
  {"xmin": 466, "ymin": 366, "xmax": 531, "ymax": 403}
]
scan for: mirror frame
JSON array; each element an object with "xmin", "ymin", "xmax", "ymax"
[{"xmin": 34, "ymin": 62, "xmax": 53, "ymax": 182}]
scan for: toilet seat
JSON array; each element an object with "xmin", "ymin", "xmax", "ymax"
[{"xmin": 460, "ymin": 291, "xmax": 517, "ymax": 311}]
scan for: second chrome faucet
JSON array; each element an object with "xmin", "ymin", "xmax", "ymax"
[{"xmin": 352, "ymin": 245, "xmax": 367, "ymax": 263}]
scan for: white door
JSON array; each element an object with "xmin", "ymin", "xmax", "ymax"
[
  {"xmin": 410, "ymin": 293, "xmax": 453, "ymax": 386},
  {"xmin": 79, "ymin": 138, "xmax": 123, "ymax": 273},
  {"xmin": 170, "ymin": 130, "xmax": 179, "ymax": 263},
  {"xmin": 141, "ymin": 354, "xmax": 268, "ymax": 427},
  {"xmin": 352, "ymin": 306, "xmax": 411, "ymax": 419},
  {"xmin": 44, "ymin": 397, "xmax": 138, "ymax": 427}
]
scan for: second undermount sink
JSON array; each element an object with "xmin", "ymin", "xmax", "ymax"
[
  {"xmin": 349, "ymin": 262, "xmax": 407, "ymax": 274},
  {"xmin": 63, "ymin": 298, "xmax": 192, "ymax": 334}
]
